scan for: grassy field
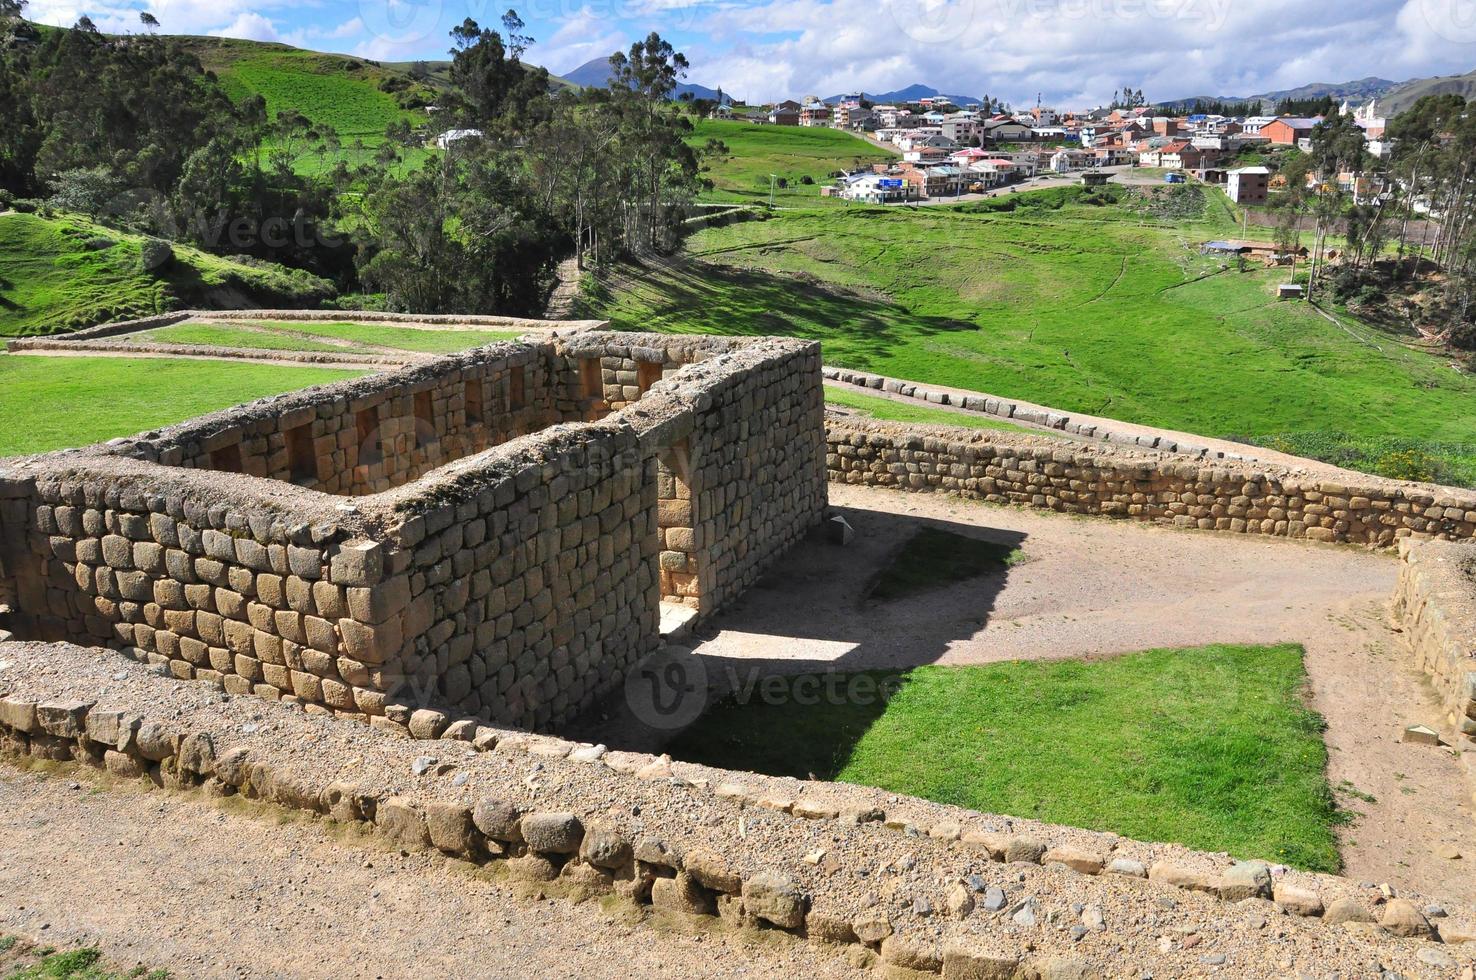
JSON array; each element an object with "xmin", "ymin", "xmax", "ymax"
[
  {"xmin": 824, "ymin": 386, "xmax": 1054, "ymax": 437},
  {"xmin": 0, "ymin": 213, "xmax": 335, "ymax": 337},
  {"xmin": 259, "ymin": 321, "xmax": 523, "ymax": 353},
  {"xmin": 0, "ymin": 356, "xmax": 362, "ymax": 456},
  {"xmin": 141, "ymin": 321, "xmax": 523, "ymax": 354},
  {"xmin": 669, "ymin": 643, "xmax": 1342, "ymax": 871},
  {"xmin": 590, "ymin": 185, "xmax": 1476, "ymax": 485},
  {"xmin": 181, "ymin": 37, "xmax": 428, "ymax": 143},
  {"xmin": 690, "ymin": 120, "xmax": 895, "ymax": 204}
]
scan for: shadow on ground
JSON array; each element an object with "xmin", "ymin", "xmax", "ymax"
[{"xmin": 566, "ymin": 504, "xmax": 1026, "ymax": 768}]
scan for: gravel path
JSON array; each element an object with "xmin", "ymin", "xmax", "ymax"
[
  {"xmin": 0, "ymin": 765, "xmax": 867, "ymax": 980},
  {"xmin": 684, "ymin": 484, "xmax": 1476, "ymax": 903}
]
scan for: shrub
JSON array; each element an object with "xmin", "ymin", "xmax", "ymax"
[
  {"xmin": 1374, "ymin": 449, "xmax": 1442, "ymax": 483},
  {"xmin": 139, "ymin": 238, "xmax": 174, "ymax": 273}
]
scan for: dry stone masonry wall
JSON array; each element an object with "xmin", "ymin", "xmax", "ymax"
[
  {"xmin": 0, "ymin": 638, "xmax": 1472, "ymax": 977},
  {"xmin": 1393, "ymin": 539, "xmax": 1476, "ymax": 743},
  {"xmin": 0, "ymin": 333, "xmax": 828, "ymax": 732},
  {"xmin": 827, "ymin": 418, "xmax": 1476, "ymax": 547}
]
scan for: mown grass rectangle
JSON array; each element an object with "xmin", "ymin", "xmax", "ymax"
[
  {"xmin": 0, "ymin": 355, "xmax": 363, "ymax": 456},
  {"xmin": 668, "ymin": 643, "xmax": 1343, "ymax": 871}
]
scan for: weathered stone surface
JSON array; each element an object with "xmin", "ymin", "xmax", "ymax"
[
  {"xmin": 1323, "ymin": 897, "xmax": 1375, "ymax": 925},
  {"xmin": 1003, "ymin": 837, "xmax": 1046, "ymax": 864},
  {"xmin": 1043, "ymin": 846, "xmax": 1103, "ymax": 875},
  {"xmin": 36, "ymin": 700, "xmax": 92, "ymax": 738},
  {"xmin": 1217, "ymin": 860, "xmax": 1271, "ymax": 901},
  {"xmin": 520, "ymin": 811, "xmax": 583, "ymax": 854},
  {"xmin": 425, "ymin": 802, "xmax": 481, "ymax": 856},
  {"xmin": 651, "ymin": 872, "xmax": 713, "ymax": 916},
  {"xmin": 941, "ymin": 944, "xmax": 1021, "ymax": 980},
  {"xmin": 742, "ymin": 872, "xmax": 807, "ymax": 929},
  {"xmin": 1380, "ymin": 898, "xmax": 1435, "ymax": 938},
  {"xmin": 471, "ymin": 799, "xmax": 523, "ymax": 842},
  {"xmin": 1273, "ymin": 883, "xmax": 1324, "ymax": 917},
  {"xmin": 579, "ymin": 824, "xmax": 632, "ymax": 870},
  {"xmin": 0, "ymin": 698, "xmax": 38, "ymax": 733},
  {"xmin": 683, "ymin": 847, "xmax": 741, "ymax": 893},
  {"xmin": 1148, "ymin": 862, "xmax": 1219, "ymax": 895},
  {"xmin": 852, "ymin": 910, "xmax": 894, "ymax": 944},
  {"xmin": 376, "ymin": 797, "xmax": 430, "ymax": 848},
  {"xmin": 880, "ymin": 936, "xmax": 942, "ymax": 973}
]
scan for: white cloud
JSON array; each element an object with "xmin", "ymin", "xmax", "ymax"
[
  {"xmin": 684, "ymin": 0, "xmax": 1476, "ymax": 104},
  {"xmin": 211, "ymin": 10, "xmax": 281, "ymax": 41}
]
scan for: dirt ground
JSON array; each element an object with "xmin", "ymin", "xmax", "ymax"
[
  {"xmin": 0, "ymin": 764, "xmax": 867, "ymax": 980},
  {"xmin": 681, "ymin": 484, "xmax": 1476, "ymax": 905}
]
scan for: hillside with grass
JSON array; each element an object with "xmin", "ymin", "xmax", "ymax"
[
  {"xmin": 0, "ymin": 212, "xmax": 335, "ymax": 336},
  {"xmin": 587, "ymin": 184, "xmax": 1476, "ymax": 485},
  {"xmin": 178, "ymin": 37, "xmax": 433, "ymax": 145},
  {"xmin": 691, "ymin": 119, "xmax": 895, "ymax": 204}
]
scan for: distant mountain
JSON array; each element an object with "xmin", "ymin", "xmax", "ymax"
[
  {"xmin": 561, "ymin": 56, "xmax": 728, "ymax": 102},
  {"xmin": 1158, "ymin": 76, "xmax": 1398, "ymax": 113},
  {"xmin": 823, "ymin": 84, "xmax": 981, "ymax": 106},
  {"xmin": 1381, "ymin": 68, "xmax": 1476, "ymax": 115}
]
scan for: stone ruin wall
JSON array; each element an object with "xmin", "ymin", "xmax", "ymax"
[
  {"xmin": 0, "ymin": 333, "xmax": 828, "ymax": 732},
  {"xmin": 826, "ymin": 418, "xmax": 1476, "ymax": 547},
  {"xmin": 1, "ymin": 638, "xmax": 1472, "ymax": 978},
  {"xmin": 1393, "ymin": 539, "xmax": 1476, "ymax": 744}
]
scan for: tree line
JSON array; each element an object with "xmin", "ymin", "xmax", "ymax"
[
  {"xmin": 0, "ymin": 3, "xmax": 711, "ymax": 315},
  {"xmin": 1272, "ymin": 95, "xmax": 1476, "ymax": 349}
]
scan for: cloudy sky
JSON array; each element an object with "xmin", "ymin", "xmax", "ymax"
[{"xmin": 21, "ymin": 0, "xmax": 1476, "ymax": 105}]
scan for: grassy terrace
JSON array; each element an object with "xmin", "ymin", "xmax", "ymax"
[
  {"xmin": 0, "ymin": 213, "xmax": 334, "ymax": 337},
  {"xmin": 824, "ymin": 386, "xmax": 1054, "ymax": 437},
  {"xmin": 592, "ymin": 185, "xmax": 1476, "ymax": 485},
  {"xmin": 690, "ymin": 119, "xmax": 895, "ymax": 204},
  {"xmin": 0, "ymin": 356, "xmax": 362, "ymax": 456},
  {"xmin": 140, "ymin": 321, "xmax": 524, "ymax": 354},
  {"xmin": 670, "ymin": 643, "xmax": 1342, "ymax": 871}
]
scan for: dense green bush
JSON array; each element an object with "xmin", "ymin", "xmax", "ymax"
[{"xmin": 1241, "ymin": 430, "xmax": 1476, "ymax": 488}]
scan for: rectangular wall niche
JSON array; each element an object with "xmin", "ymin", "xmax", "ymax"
[
  {"xmin": 286, "ymin": 423, "xmax": 316, "ymax": 484},
  {"xmin": 657, "ymin": 439, "xmax": 699, "ymax": 606}
]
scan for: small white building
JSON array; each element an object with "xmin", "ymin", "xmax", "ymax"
[{"xmin": 434, "ymin": 129, "xmax": 483, "ymax": 149}]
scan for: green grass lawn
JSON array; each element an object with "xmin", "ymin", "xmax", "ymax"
[
  {"xmin": 257, "ymin": 321, "xmax": 524, "ymax": 353},
  {"xmin": 824, "ymin": 386, "xmax": 1058, "ymax": 437},
  {"xmin": 590, "ymin": 185, "xmax": 1476, "ymax": 485},
  {"xmin": 690, "ymin": 120, "xmax": 895, "ymax": 204},
  {"xmin": 139, "ymin": 320, "xmax": 522, "ymax": 355},
  {"xmin": 140, "ymin": 323, "xmax": 368, "ymax": 354},
  {"xmin": 0, "ymin": 213, "xmax": 335, "ymax": 337},
  {"xmin": 0, "ymin": 356, "xmax": 362, "ymax": 456},
  {"xmin": 669, "ymin": 643, "xmax": 1342, "ymax": 871}
]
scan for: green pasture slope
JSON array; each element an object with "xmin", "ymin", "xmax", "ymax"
[
  {"xmin": 0, "ymin": 212, "xmax": 334, "ymax": 336},
  {"xmin": 690, "ymin": 119, "xmax": 896, "ymax": 204},
  {"xmin": 592, "ymin": 185, "xmax": 1476, "ymax": 484},
  {"xmin": 180, "ymin": 37, "xmax": 428, "ymax": 144}
]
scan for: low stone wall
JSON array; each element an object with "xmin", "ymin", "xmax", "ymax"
[
  {"xmin": 825, "ymin": 418, "xmax": 1476, "ymax": 546},
  {"xmin": 0, "ymin": 333, "xmax": 827, "ymax": 732},
  {"xmin": 0, "ymin": 638, "xmax": 1471, "ymax": 977},
  {"xmin": 1393, "ymin": 540, "xmax": 1476, "ymax": 741},
  {"xmin": 824, "ymin": 366, "xmax": 1259, "ymax": 461}
]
